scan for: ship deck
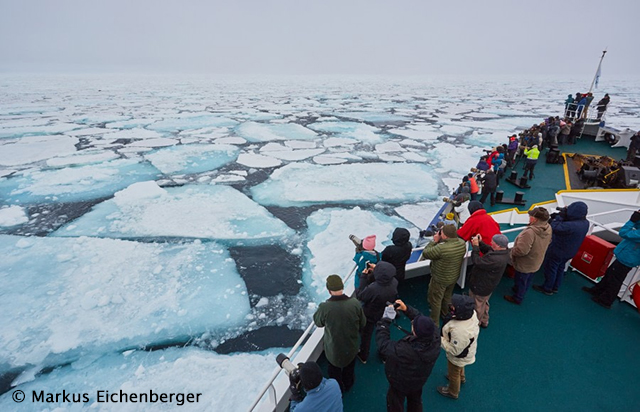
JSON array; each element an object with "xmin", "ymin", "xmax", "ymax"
[{"xmin": 319, "ymin": 135, "xmax": 640, "ymax": 411}]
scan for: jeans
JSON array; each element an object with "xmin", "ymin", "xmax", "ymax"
[
  {"xmin": 428, "ymin": 277, "xmax": 456, "ymax": 323},
  {"xmin": 386, "ymin": 386, "xmax": 423, "ymax": 412},
  {"xmin": 327, "ymin": 357, "xmax": 356, "ymax": 393},
  {"xmin": 514, "ymin": 270, "xmax": 535, "ymax": 303},
  {"xmin": 591, "ymin": 260, "xmax": 633, "ymax": 305},
  {"xmin": 542, "ymin": 254, "xmax": 569, "ymax": 292},
  {"xmin": 524, "ymin": 159, "xmax": 537, "ymax": 179},
  {"xmin": 479, "ymin": 189, "xmax": 496, "ymax": 206}
]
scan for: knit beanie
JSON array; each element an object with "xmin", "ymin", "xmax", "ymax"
[
  {"xmin": 468, "ymin": 201, "xmax": 484, "ymax": 215},
  {"xmin": 362, "ymin": 235, "xmax": 376, "ymax": 251},
  {"xmin": 326, "ymin": 274, "xmax": 344, "ymax": 291},
  {"xmin": 412, "ymin": 315, "xmax": 436, "ymax": 338},
  {"xmin": 528, "ymin": 207, "xmax": 549, "ymax": 221},
  {"xmin": 492, "ymin": 234, "xmax": 509, "ymax": 248},
  {"xmin": 299, "ymin": 362, "xmax": 323, "ymax": 391}
]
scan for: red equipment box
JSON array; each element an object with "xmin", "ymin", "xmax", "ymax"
[{"xmin": 570, "ymin": 235, "xmax": 616, "ymax": 281}]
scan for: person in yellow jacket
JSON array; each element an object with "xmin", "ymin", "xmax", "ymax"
[{"xmin": 523, "ymin": 145, "xmax": 540, "ymax": 180}]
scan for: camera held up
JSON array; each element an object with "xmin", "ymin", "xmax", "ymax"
[{"xmin": 276, "ymin": 353, "xmax": 304, "ymax": 402}]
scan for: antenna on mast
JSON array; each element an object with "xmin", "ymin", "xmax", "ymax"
[{"xmin": 588, "ymin": 48, "xmax": 607, "ymax": 94}]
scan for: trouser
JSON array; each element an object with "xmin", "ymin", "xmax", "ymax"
[
  {"xmin": 327, "ymin": 357, "xmax": 356, "ymax": 393},
  {"xmin": 507, "ymin": 149, "xmax": 516, "ymax": 166},
  {"xmin": 386, "ymin": 385, "xmax": 422, "ymax": 412},
  {"xmin": 591, "ymin": 260, "xmax": 633, "ymax": 305},
  {"xmin": 524, "ymin": 159, "xmax": 537, "ymax": 179},
  {"xmin": 447, "ymin": 360, "xmax": 466, "ymax": 397},
  {"xmin": 514, "ymin": 270, "xmax": 535, "ymax": 303},
  {"xmin": 359, "ymin": 319, "xmax": 376, "ymax": 361},
  {"xmin": 428, "ymin": 277, "xmax": 456, "ymax": 323},
  {"xmin": 479, "ymin": 189, "xmax": 495, "ymax": 206},
  {"xmin": 470, "ymin": 192, "xmax": 478, "ymax": 201},
  {"xmin": 468, "ymin": 290, "xmax": 491, "ymax": 327},
  {"xmin": 543, "ymin": 253, "xmax": 569, "ymax": 292}
]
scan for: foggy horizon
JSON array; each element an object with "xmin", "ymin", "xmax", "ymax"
[{"xmin": 1, "ymin": 0, "xmax": 638, "ymax": 76}]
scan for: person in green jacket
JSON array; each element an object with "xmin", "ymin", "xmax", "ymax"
[
  {"xmin": 313, "ymin": 274, "xmax": 366, "ymax": 392},
  {"xmin": 419, "ymin": 224, "xmax": 467, "ymax": 324}
]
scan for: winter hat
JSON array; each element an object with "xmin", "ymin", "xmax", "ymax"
[
  {"xmin": 362, "ymin": 235, "xmax": 376, "ymax": 251},
  {"xmin": 468, "ymin": 201, "xmax": 484, "ymax": 215},
  {"xmin": 492, "ymin": 234, "xmax": 509, "ymax": 248},
  {"xmin": 326, "ymin": 274, "xmax": 344, "ymax": 291},
  {"xmin": 528, "ymin": 207, "xmax": 550, "ymax": 221},
  {"xmin": 299, "ymin": 362, "xmax": 323, "ymax": 391},
  {"xmin": 445, "ymin": 212, "xmax": 455, "ymax": 220},
  {"xmin": 441, "ymin": 224, "xmax": 458, "ymax": 239},
  {"xmin": 412, "ymin": 315, "xmax": 436, "ymax": 338}
]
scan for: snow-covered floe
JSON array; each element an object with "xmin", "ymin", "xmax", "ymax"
[
  {"xmin": 0, "ymin": 205, "xmax": 28, "ymax": 227},
  {"xmin": 53, "ymin": 182, "xmax": 294, "ymax": 244},
  {"xmin": 144, "ymin": 144, "xmax": 239, "ymax": 175},
  {"xmin": 0, "ymin": 135, "xmax": 78, "ymax": 167},
  {"xmin": 251, "ymin": 163, "xmax": 438, "ymax": 207},
  {"xmin": 235, "ymin": 121, "xmax": 317, "ymax": 142},
  {"xmin": 0, "ymin": 158, "xmax": 161, "ymax": 204},
  {"xmin": 0, "ymin": 235, "xmax": 250, "ymax": 374}
]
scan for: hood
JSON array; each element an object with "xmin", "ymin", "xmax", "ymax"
[
  {"xmin": 530, "ymin": 220, "xmax": 552, "ymax": 239},
  {"xmin": 391, "ymin": 227, "xmax": 411, "ymax": 246},
  {"xmin": 468, "ymin": 201, "xmax": 484, "ymax": 215},
  {"xmin": 450, "ymin": 294, "xmax": 475, "ymax": 320},
  {"xmin": 373, "ymin": 261, "xmax": 396, "ymax": 285},
  {"xmin": 566, "ymin": 201, "xmax": 588, "ymax": 220}
]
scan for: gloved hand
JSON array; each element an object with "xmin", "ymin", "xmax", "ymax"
[
  {"xmin": 631, "ymin": 210, "xmax": 640, "ymax": 223},
  {"xmin": 382, "ymin": 305, "xmax": 397, "ymax": 321}
]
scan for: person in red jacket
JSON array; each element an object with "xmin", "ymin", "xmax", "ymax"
[{"xmin": 457, "ymin": 201, "xmax": 501, "ymax": 242}]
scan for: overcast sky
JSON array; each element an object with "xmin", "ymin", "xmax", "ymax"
[{"xmin": 0, "ymin": 0, "xmax": 637, "ymax": 76}]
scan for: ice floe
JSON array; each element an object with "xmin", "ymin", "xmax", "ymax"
[
  {"xmin": 0, "ymin": 158, "xmax": 161, "ymax": 204},
  {"xmin": 53, "ymin": 182, "xmax": 294, "ymax": 244},
  {"xmin": 251, "ymin": 163, "xmax": 438, "ymax": 207},
  {"xmin": 235, "ymin": 121, "xmax": 317, "ymax": 142},
  {"xmin": 0, "ymin": 205, "xmax": 28, "ymax": 227},
  {"xmin": 0, "ymin": 235, "xmax": 249, "ymax": 374},
  {"xmin": 0, "ymin": 135, "xmax": 79, "ymax": 167},
  {"xmin": 144, "ymin": 144, "xmax": 240, "ymax": 175}
]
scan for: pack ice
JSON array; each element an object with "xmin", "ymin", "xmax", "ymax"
[
  {"xmin": 0, "ymin": 235, "xmax": 249, "ymax": 375},
  {"xmin": 0, "ymin": 347, "xmax": 277, "ymax": 412},
  {"xmin": 54, "ymin": 182, "xmax": 294, "ymax": 245},
  {"xmin": 251, "ymin": 162, "xmax": 438, "ymax": 207}
]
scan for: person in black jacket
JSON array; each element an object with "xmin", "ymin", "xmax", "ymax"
[
  {"xmin": 376, "ymin": 300, "xmax": 440, "ymax": 412},
  {"xmin": 479, "ymin": 169, "xmax": 498, "ymax": 207},
  {"xmin": 382, "ymin": 228, "xmax": 413, "ymax": 282},
  {"xmin": 356, "ymin": 261, "xmax": 399, "ymax": 363},
  {"xmin": 467, "ymin": 234, "xmax": 510, "ymax": 328}
]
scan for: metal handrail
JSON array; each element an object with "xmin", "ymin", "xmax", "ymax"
[{"xmin": 247, "ymin": 264, "xmax": 358, "ymax": 412}]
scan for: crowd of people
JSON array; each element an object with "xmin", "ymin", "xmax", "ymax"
[{"xmin": 287, "ymin": 101, "xmax": 640, "ymax": 412}]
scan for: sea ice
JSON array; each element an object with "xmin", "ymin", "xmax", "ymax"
[
  {"xmin": 307, "ymin": 121, "xmax": 383, "ymax": 144},
  {"xmin": 425, "ymin": 142, "xmax": 484, "ymax": 175},
  {"xmin": 147, "ymin": 114, "xmax": 238, "ymax": 132},
  {"xmin": 250, "ymin": 163, "xmax": 438, "ymax": 207},
  {"xmin": 53, "ymin": 183, "xmax": 294, "ymax": 245},
  {"xmin": 0, "ymin": 235, "xmax": 250, "ymax": 374},
  {"xmin": 0, "ymin": 123, "xmax": 82, "ymax": 139},
  {"xmin": 0, "ymin": 158, "xmax": 161, "ymax": 204},
  {"xmin": 395, "ymin": 201, "xmax": 446, "ymax": 229},
  {"xmin": 0, "ymin": 347, "xmax": 278, "ymax": 412},
  {"xmin": 0, "ymin": 135, "xmax": 78, "ymax": 167},
  {"xmin": 101, "ymin": 128, "xmax": 164, "ymax": 141},
  {"xmin": 235, "ymin": 121, "xmax": 317, "ymax": 142},
  {"xmin": 237, "ymin": 153, "xmax": 282, "ymax": 168},
  {"xmin": 0, "ymin": 205, "xmax": 28, "ymax": 227},
  {"xmin": 305, "ymin": 207, "xmax": 413, "ymax": 296},
  {"xmin": 46, "ymin": 150, "xmax": 120, "ymax": 168},
  {"xmin": 144, "ymin": 144, "xmax": 240, "ymax": 175}
]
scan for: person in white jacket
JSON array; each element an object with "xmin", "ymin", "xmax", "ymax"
[{"xmin": 437, "ymin": 294, "xmax": 480, "ymax": 400}]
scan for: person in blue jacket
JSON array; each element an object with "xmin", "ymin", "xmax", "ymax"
[
  {"xmin": 582, "ymin": 210, "xmax": 640, "ymax": 308},
  {"xmin": 533, "ymin": 202, "xmax": 590, "ymax": 295},
  {"xmin": 290, "ymin": 361, "xmax": 343, "ymax": 412}
]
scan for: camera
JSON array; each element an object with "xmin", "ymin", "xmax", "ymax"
[
  {"xmin": 386, "ymin": 301, "xmax": 401, "ymax": 310},
  {"xmin": 276, "ymin": 353, "xmax": 303, "ymax": 401},
  {"xmin": 276, "ymin": 353, "xmax": 300, "ymax": 383},
  {"xmin": 349, "ymin": 234, "xmax": 362, "ymax": 247}
]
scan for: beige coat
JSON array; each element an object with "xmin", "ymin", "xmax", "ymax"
[{"xmin": 510, "ymin": 220, "xmax": 552, "ymax": 273}]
